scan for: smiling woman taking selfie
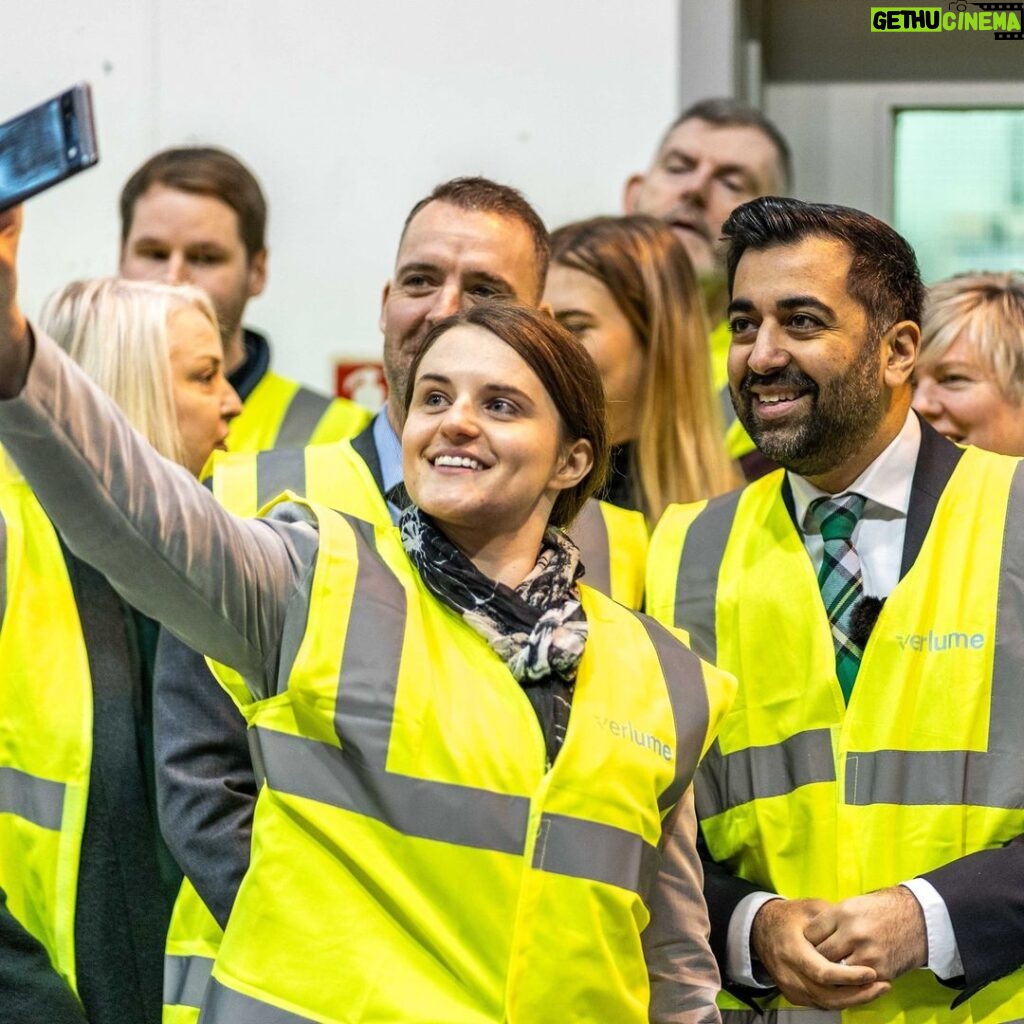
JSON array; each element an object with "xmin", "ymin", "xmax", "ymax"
[
  {"xmin": 0, "ymin": 206, "xmax": 732, "ymax": 1024},
  {"xmin": 0, "ymin": 273, "xmax": 239, "ymax": 1024}
]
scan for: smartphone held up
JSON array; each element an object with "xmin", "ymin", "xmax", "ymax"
[{"xmin": 0, "ymin": 83, "xmax": 98, "ymax": 212}]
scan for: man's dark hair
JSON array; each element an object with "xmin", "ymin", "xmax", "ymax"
[
  {"xmin": 723, "ymin": 196, "xmax": 924, "ymax": 333},
  {"xmin": 669, "ymin": 97, "xmax": 792, "ymax": 192},
  {"xmin": 120, "ymin": 147, "xmax": 267, "ymax": 260},
  {"xmin": 400, "ymin": 177, "xmax": 550, "ymax": 299}
]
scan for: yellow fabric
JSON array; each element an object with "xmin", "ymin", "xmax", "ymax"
[
  {"xmin": 648, "ymin": 449, "xmax": 1024, "ymax": 1022},
  {"xmin": 0, "ymin": 465, "xmax": 92, "ymax": 998},
  {"xmin": 225, "ymin": 371, "xmax": 369, "ymax": 455},
  {"xmin": 162, "ymin": 876, "xmax": 216, "ymax": 1024},
  {"xmin": 709, "ymin": 319, "xmax": 756, "ymax": 460},
  {"xmin": 204, "ymin": 502, "xmax": 733, "ymax": 1022},
  {"xmin": 597, "ymin": 498, "xmax": 649, "ymax": 610}
]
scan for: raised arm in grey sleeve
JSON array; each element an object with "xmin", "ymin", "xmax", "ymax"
[
  {"xmin": 643, "ymin": 786, "xmax": 723, "ymax": 1024},
  {"xmin": 0, "ymin": 329, "xmax": 319, "ymax": 696}
]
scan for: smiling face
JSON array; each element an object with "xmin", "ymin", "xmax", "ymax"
[
  {"xmin": 728, "ymin": 236, "xmax": 915, "ymax": 491},
  {"xmin": 624, "ymin": 118, "xmax": 784, "ymax": 277},
  {"xmin": 120, "ymin": 184, "xmax": 266, "ymax": 370},
  {"xmin": 167, "ymin": 304, "xmax": 242, "ymax": 477},
  {"xmin": 912, "ymin": 332, "xmax": 1024, "ymax": 455},
  {"xmin": 543, "ymin": 264, "xmax": 644, "ymax": 444},
  {"xmin": 380, "ymin": 201, "xmax": 541, "ymax": 429},
  {"xmin": 402, "ymin": 324, "xmax": 591, "ymax": 569}
]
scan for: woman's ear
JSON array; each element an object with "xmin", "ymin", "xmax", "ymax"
[{"xmin": 550, "ymin": 437, "xmax": 594, "ymax": 493}]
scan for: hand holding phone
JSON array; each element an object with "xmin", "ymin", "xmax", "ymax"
[{"xmin": 0, "ymin": 84, "xmax": 98, "ymax": 212}]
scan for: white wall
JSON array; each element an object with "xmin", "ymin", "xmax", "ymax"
[{"xmin": 4, "ymin": 0, "xmax": 683, "ymax": 391}]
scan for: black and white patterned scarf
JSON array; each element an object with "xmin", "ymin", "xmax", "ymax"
[{"xmin": 400, "ymin": 505, "xmax": 588, "ymax": 765}]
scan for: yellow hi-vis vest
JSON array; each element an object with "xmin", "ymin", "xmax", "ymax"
[
  {"xmin": 162, "ymin": 440, "xmax": 652, "ymax": 1021},
  {"xmin": 226, "ymin": 371, "xmax": 371, "ymax": 454},
  {"xmin": 196, "ymin": 501, "xmax": 733, "ymax": 1022},
  {"xmin": 646, "ymin": 448, "xmax": 1024, "ymax": 1023},
  {"xmin": 0, "ymin": 464, "xmax": 92, "ymax": 999},
  {"xmin": 708, "ymin": 320, "xmax": 755, "ymax": 461}
]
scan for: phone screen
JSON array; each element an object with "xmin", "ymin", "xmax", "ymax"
[
  {"xmin": 0, "ymin": 99, "xmax": 67, "ymax": 197},
  {"xmin": 0, "ymin": 85, "xmax": 98, "ymax": 211}
]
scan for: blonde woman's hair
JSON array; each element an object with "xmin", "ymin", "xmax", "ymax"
[
  {"xmin": 550, "ymin": 215, "xmax": 738, "ymax": 521},
  {"xmin": 920, "ymin": 271, "xmax": 1024, "ymax": 403},
  {"xmin": 38, "ymin": 277, "xmax": 219, "ymax": 466}
]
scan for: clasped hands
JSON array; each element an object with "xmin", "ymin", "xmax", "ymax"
[{"xmin": 750, "ymin": 886, "xmax": 927, "ymax": 1010}]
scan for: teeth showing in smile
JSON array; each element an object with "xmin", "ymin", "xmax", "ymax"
[
  {"xmin": 758, "ymin": 392, "xmax": 800, "ymax": 405},
  {"xmin": 433, "ymin": 454, "xmax": 484, "ymax": 470}
]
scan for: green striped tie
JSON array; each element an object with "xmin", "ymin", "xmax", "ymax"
[{"xmin": 807, "ymin": 493, "xmax": 867, "ymax": 703}]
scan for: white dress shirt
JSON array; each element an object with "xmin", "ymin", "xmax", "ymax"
[{"xmin": 726, "ymin": 411, "xmax": 964, "ymax": 987}]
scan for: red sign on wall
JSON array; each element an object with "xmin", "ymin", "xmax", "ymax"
[{"xmin": 335, "ymin": 360, "xmax": 387, "ymax": 412}]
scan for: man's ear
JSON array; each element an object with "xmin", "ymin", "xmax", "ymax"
[
  {"xmin": 378, "ymin": 281, "xmax": 392, "ymax": 334},
  {"xmin": 246, "ymin": 248, "xmax": 268, "ymax": 299},
  {"xmin": 884, "ymin": 320, "xmax": 920, "ymax": 389},
  {"xmin": 623, "ymin": 174, "xmax": 646, "ymax": 214},
  {"xmin": 551, "ymin": 437, "xmax": 594, "ymax": 493}
]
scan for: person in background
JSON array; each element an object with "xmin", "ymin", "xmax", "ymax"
[
  {"xmin": 0, "ymin": 203, "xmax": 736, "ymax": 1021},
  {"xmin": 119, "ymin": 146, "xmax": 368, "ymax": 453},
  {"xmin": 0, "ymin": 276, "xmax": 239, "ymax": 1024},
  {"xmin": 912, "ymin": 270, "xmax": 1024, "ymax": 456},
  {"xmin": 545, "ymin": 214, "xmax": 738, "ymax": 522},
  {"xmin": 624, "ymin": 98, "xmax": 792, "ymax": 479}
]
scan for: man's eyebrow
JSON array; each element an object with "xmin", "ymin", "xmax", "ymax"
[
  {"xmin": 661, "ymin": 148, "xmax": 755, "ymax": 180},
  {"xmin": 395, "ymin": 260, "xmax": 440, "ymax": 277},
  {"xmin": 727, "ymin": 298, "xmax": 756, "ymax": 316},
  {"xmin": 777, "ymin": 296, "xmax": 837, "ymax": 319}
]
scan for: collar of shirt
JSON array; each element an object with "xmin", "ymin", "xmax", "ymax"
[
  {"xmin": 788, "ymin": 410, "xmax": 921, "ymax": 598},
  {"xmin": 371, "ymin": 409, "xmax": 404, "ymax": 523}
]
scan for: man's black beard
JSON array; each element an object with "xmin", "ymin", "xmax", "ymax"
[{"xmin": 732, "ymin": 342, "xmax": 888, "ymax": 478}]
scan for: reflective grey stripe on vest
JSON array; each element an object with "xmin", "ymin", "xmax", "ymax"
[
  {"xmin": 568, "ymin": 499, "xmax": 611, "ymax": 598},
  {"xmin": 635, "ymin": 612, "xmax": 710, "ymax": 813},
  {"xmin": 0, "ymin": 765, "xmax": 64, "ymax": 830},
  {"xmin": 674, "ymin": 489, "xmax": 742, "ymax": 664},
  {"xmin": 722, "ymin": 1010, "xmax": 840, "ymax": 1024},
  {"xmin": 199, "ymin": 977, "xmax": 320, "ymax": 1023},
  {"xmin": 696, "ymin": 729, "xmax": 836, "ymax": 820},
  {"xmin": 846, "ymin": 458, "xmax": 1024, "ymax": 808},
  {"xmin": 332, "ymin": 514, "xmax": 407, "ymax": 769},
  {"xmin": 254, "ymin": 726, "xmax": 531, "ymax": 854},
  {"xmin": 275, "ymin": 387, "xmax": 331, "ymax": 447},
  {"xmin": 533, "ymin": 812, "xmax": 660, "ymax": 896},
  {"xmin": 255, "ymin": 448, "xmax": 307, "ymax": 509},
  {"xmin": 164, "ymin": 953, "xmax": 214, "ymax": 1009}
]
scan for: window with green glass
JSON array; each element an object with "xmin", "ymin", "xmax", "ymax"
[{"xmin": 893, "ymin": 109, "xmax": 1024, "ymax": 284}]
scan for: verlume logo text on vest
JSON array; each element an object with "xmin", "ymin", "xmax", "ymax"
[
  {"xmin": 594, "ymin": 716, "xmax": 673, "ymax": 761},
  {"xmin": 895, "ymin": 630, "xmax": 986, "ymax": 651}
]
